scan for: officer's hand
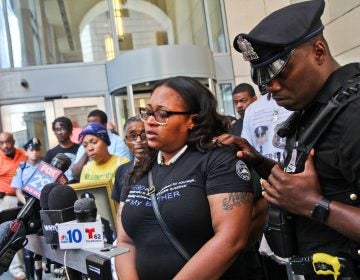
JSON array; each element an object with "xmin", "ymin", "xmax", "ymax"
[
  {"xmin": 262, "ymin": 149, "xmax": 323, "ymax": 217},
  {"xmin": 214, "ymin": 134, "xmax": 263, "ymax": 165}
]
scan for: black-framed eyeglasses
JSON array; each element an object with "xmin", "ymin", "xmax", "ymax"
[
  {"xmin": 125, "ymin": 131, "xmax": 147, "ymax": 142},
  {"xmin": 139, "ymin": 107, "xmax": 192, "ymax": 125}
]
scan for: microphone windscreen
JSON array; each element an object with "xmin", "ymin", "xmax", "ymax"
[
  {"xmin": 50, "ymin": 153, "xmax": 72, "ymax": 172},
  {"xmin": 74, "ymin": 198, "xmax": 97, "ymax": 222},
  {"xmin": 40, "ymin": 183, "xmax": 61, "ymax": 210},
  {"xmin": 48, "ymin": 185, "xmax": 78, "ymax": 210}
]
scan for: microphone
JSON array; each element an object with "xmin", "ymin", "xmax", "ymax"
[
  {"xmin": 0, "ymin": 207, "xmax": 23, "ymax": 224},
  {"xmin": 39, "ymin": 183, "xmax": 60, "ymax": 210},
  {"xmin": 74, "ymin": 198, "xmax": 97, "ymax": 223},
  {"xmin": 40, "ymin": 185, "xmax": 78, "ymax": 246},
  {"xmin": 0, "ymin": 220, "xmax": 27, "ymax": 275},
  {"xmin": 48, "ymin": 184, "xmax": 78, "ymax": 210},
  {"xmin": 0, "ymin": 154, "xmax": 71, "ymax": 275},
  {"xmin": 50, "ymin": 153, "xmax": 72, "ymax": 172},
  {"xmin": 17, "ymin": 153, "xmax": 71, "ymax": 221},
  {"xmin": 57, "ymin": 193, "xmax": 105, "ymax": 249},
  {"xmin": 22, "ymin": 153, "xmax": 70, "ymax": 199},
  {"xmin": 78, "ymin": 192, "xmax": 114, "ymax": 244}
]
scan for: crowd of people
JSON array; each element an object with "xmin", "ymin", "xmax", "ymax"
[{"xmin": 1, "ymin": 0, "xmax": 359, "ymax": 279}]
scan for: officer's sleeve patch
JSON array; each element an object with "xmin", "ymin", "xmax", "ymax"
[{"xmin": 236, "ymin": 160, "xmax": 251, "ymax": 181}]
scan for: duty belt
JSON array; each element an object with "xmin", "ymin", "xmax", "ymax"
[{"xmin": 290, "ymin": 253, "xmax": 359, "ymax": 280}]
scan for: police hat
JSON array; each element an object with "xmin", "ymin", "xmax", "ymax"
[
  {"xmin": 233, "ymin": 0, "xmax": 325, "ymax": 86},
  {"xmin": 255, "ymin": 126, "xmax": 268, "ymax": 137},
  {"xmin": 80, "ymin": 192, "xmax": 95, "ymax": 199},
  {"xmin": 23, "ymin": 137, "xmax": 42, "ymax": 150}
]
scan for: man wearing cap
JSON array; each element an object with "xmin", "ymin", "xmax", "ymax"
[
  {"xmin": 11, "ymin": 137, "xmax": 44, "ymax": 280},
  {"xmin": 217, "ymin": 0, "xmax": 360, "ymax": 279},
  {"xmin": 12, "ymin": 137, "xmax": 42, "ymax": 204},
  {"xmin": 0, "ymin": 132, "xmax": 28, "ymax": 280}
]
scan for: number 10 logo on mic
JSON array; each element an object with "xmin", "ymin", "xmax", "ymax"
[{"xmin": 58, "ymin": 219, "xmax": 104, "ymax": 249}]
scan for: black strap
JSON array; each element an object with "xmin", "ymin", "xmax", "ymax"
[
  {"xmin": 147, "ymin": 171, "xmax": 190, "ymax": 261},
  {"xmin": 19, "ymin": 162, "xmax": 27, "ymax": 188},
  {"xmin": 290, "ymin": 75, "xmax": 360, "ymax": 169}
]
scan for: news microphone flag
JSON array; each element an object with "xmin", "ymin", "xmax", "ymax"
[
  {"xmin": 22, "ymin": 161, "xmax": 67, "ymax": 199},
  {"xmin": 57, "ymin": 216, "xmax": 104, "ymax": 249}
]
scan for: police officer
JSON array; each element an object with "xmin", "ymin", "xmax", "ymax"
[
  {"xmin": 11, "ymin": 137, "xmax": 42, "ymax": 204},
  {"xmin": 11, "ymin": 137, "xmax": 44, "ymax": 280},
  {"xmin": 217, "ymin": 0, "xmax": 360, "ymax": 279}
]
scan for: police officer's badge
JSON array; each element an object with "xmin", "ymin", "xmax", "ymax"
[
  {"xmin": 236, "ymin": 160, "xmax": 251, "ymax": 181},
  {"xmin": 236, "ymin": 36, "xmax": 259, "ymax": 61}
]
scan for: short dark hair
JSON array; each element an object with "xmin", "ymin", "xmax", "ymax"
[
  {"xmin": 232, "ymin": 83, "xmax": 256, "ymax": 97},
  {"xmin": 123, "ymin": 115, "xmax": 142, "ymax": 131},
  {"xmin": 88, "ymin": 109, "xmax": 107, "ymax": 125},
  {"xmin": 52, "ymin": 116, "xmax": 73, "ymax": 132}
]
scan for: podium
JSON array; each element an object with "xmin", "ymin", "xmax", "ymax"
[{"xmin": 25, "ymin": 234, "xmax": 129, "ymax": 278}]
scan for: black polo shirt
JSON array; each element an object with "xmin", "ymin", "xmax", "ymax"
[{"xmin": 121, "ymin": 147, "xmax": 253, "ymax": 280}]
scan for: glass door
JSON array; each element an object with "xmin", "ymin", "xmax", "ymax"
[
  {"xmin": 0, "ymin": 97, "xmax": 106, "ymax": 155},
  {"xmin": 53, "ymin": 97, "xmax": 105, "ymax": 144},
  {"xmin": 1, "ymin": 102, "xmax": 55, "ymax": 158},
  {"xmin": 113, "ymin": 93, "xmax": 151, "ymax": 136}
]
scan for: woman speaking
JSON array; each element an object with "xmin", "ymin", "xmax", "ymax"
[{"xmin": 116, "ymin": 76, "xmax": 254, "ymax": 280}]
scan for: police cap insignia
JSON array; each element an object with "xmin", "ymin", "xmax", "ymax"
[
  {"xmin": 233, "ymin": 0, "xmax": 325, "ymax": 85},
  {"xmin": 236, "ymin": 36, "xmax": 259, "ymax": 61},
  {"xmin": 23, "ymin": 137, "xmax": 42, "ymax": 150}
]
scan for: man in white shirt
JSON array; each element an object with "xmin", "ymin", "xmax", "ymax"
[{"xmin": 241, "ymin": 92, "xmax": 291, "ymax": 164}]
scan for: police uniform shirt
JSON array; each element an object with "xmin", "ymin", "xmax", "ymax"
[
  {"xmin": 285, "ymin": 63, "xmax": 360, "ymax": 258},
  {"xmin": 121, "ymin": 147, "xmax": 253, "ymax": 280},
  {"xmin": 11, "ymin": 161, "xmax": 42, "ymax": 189}
]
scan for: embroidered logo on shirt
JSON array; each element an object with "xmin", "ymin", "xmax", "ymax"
[{"xmin": 235, "ymin": 161, "xmax": 251, "ymax": 181}]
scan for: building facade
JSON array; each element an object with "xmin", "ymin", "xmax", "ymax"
[{"xmin": 1, "ymin": 0, "xmax": 359, "ymax": 153}]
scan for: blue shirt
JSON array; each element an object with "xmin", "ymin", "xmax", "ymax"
[{"xmin": 11, "ymin": 161, "xmax": 41, "ymax": 189}]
